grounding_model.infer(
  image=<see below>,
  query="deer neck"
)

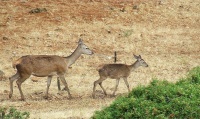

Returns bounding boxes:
[65,46,82,67]
[129,61,140,71]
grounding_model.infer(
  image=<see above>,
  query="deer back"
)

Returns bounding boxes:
[14,55,67,76]
[99,64,131,79]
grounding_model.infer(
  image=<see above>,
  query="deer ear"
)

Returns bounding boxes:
[133,54,138,59]
[78,38,83,45]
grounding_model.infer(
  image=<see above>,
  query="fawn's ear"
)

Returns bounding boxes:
[133,54,139,59]
[78,38,83,45]
[134,54,142,59]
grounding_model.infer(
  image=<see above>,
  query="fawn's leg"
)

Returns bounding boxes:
[112,79,120,96]
[92,77,106,98]
[123,77,130,92]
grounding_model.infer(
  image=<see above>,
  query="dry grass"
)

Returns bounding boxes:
[0,0,200,118]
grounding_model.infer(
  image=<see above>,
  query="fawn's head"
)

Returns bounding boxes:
[134,54,148,67]
[78,39,94,55]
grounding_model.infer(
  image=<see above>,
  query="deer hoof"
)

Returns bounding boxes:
[44,95,48,99]
[9,94,12,99]
[20,98,25,101]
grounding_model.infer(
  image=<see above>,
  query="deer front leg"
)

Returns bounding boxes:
[44,76,52,99]
[59,75,72,99]
[123,77,130,92]
[57,77,61,91]
[112,79,120,96]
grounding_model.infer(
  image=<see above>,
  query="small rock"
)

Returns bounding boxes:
[4,90,9,93]
[29,8,47,14]
[133,5,138,10]
[2,37,9,40]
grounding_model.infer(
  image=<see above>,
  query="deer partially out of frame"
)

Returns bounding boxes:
[9,39,93,101]
[92,54,148,98]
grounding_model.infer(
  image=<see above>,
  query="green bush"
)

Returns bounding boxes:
[0,107,30,119]
[92,66,200,119]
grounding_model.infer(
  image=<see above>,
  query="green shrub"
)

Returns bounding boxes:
[0,107,30,119]
[123,29,133,37]
[92,66,200,119]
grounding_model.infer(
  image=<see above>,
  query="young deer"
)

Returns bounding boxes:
[9,39,93,101]
[92,54,148,98]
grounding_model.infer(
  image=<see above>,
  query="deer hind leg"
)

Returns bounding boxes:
[92,77,106,98]
[123,77,130,92]
[44,76,52,99]
[59,75,72,99]
[16,74,30,101]
[112,79,120,96]
[9,72,20,99]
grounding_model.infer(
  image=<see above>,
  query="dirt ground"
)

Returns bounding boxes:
[0,0,200,118]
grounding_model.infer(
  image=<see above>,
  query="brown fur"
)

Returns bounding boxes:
[9,39,93,101]
[12,58,21,69]
[99,64,131,79]
[92,55,148,98]
[14,55,67,77]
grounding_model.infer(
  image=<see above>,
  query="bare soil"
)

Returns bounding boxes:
[0,0,200,118]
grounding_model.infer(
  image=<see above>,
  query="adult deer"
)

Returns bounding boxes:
[9,39,93,101]
[92,54,148,98]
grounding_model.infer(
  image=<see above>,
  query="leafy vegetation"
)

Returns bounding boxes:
[122,29,134,37]
[92,66,200,119]
[0,107,30,119]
